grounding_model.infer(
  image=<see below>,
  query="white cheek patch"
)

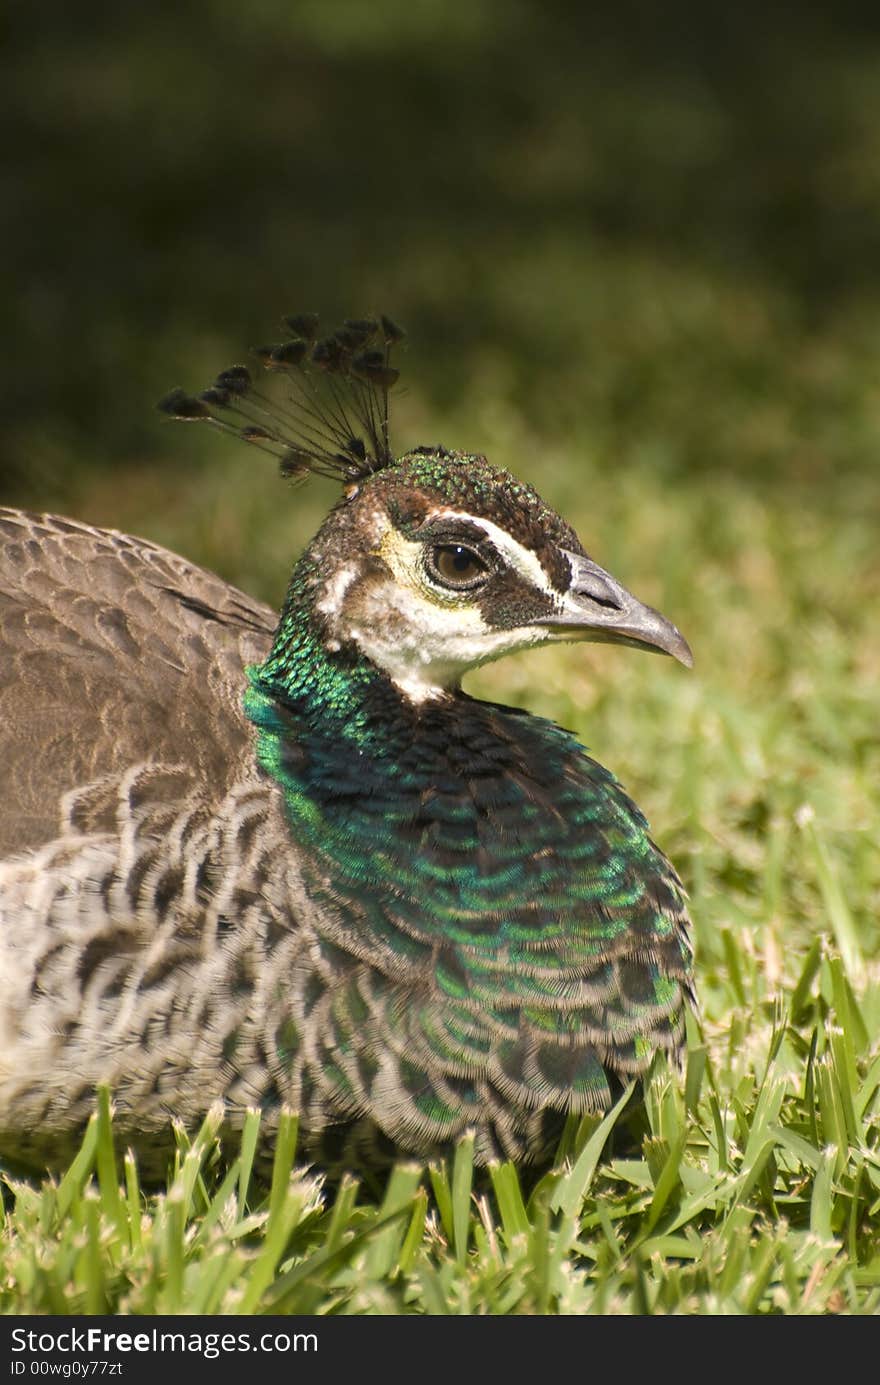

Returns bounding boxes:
[350,579,550,703]
[317,564,358,618]
[332,513,555,703]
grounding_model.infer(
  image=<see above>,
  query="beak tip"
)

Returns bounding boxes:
[673,636,694,669]
[553,551,694,668]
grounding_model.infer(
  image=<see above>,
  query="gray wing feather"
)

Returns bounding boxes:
[0,508,275,854]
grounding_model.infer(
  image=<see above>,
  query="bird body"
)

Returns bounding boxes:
[0,319,693,1174]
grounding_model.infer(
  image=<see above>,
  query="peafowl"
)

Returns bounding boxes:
[0,314,693,1175]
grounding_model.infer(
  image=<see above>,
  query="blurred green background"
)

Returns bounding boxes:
[5,3,879,986]
[7,0,880,522]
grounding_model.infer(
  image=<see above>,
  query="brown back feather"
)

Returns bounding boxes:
[0,509,274,854]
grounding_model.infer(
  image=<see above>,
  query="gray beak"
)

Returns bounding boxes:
[536,550,693,668]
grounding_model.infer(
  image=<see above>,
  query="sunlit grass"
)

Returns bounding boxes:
[3,954,879,1314]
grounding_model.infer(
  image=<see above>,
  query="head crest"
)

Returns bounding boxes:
[158,313,405,483]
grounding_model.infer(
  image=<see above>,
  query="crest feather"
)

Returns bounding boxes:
[158,313,405,483]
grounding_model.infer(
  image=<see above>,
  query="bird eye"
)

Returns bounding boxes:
[426,543,489,591]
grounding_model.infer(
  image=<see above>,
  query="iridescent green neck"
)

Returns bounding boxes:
[250,555,389,745]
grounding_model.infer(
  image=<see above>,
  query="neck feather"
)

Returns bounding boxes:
[254,555,404,740]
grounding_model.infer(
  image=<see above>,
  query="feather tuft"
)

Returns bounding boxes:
[159,312,405,484]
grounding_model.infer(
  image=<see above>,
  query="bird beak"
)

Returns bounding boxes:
[536,550,693,667]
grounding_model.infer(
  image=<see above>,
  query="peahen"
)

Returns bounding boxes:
[0,314,694,1175]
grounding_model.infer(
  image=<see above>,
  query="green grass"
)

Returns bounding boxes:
[2,439,878,1315]
[2,978,878,1313]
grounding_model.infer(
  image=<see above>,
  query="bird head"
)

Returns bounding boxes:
[160,315,691,703]
[303,447,691,702]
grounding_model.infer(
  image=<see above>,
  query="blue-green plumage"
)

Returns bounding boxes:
[234,444,692,1162]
